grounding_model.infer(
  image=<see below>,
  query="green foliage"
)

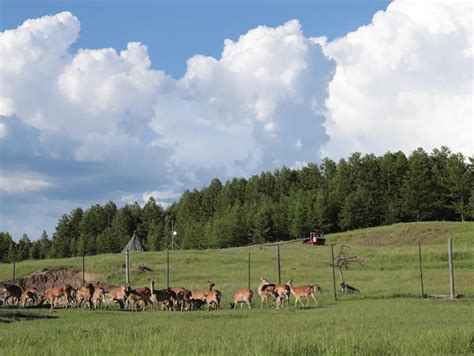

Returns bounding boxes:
[1,147,472,260]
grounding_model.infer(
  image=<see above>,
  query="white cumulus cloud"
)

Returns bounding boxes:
[320,0,473,158]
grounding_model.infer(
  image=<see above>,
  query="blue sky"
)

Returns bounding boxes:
[1,0,391,78]
[0,0,471,240]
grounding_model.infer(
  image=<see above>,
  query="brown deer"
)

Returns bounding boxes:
[40,286,66,310]
[274,281,291,309]
[59,284,76,308]
[76,283,95,309]
[149,280,177,311]
[1,283,22,306]
[204,281,221,311]
[230,288,253,309]
[170,287,192,311]
[92,287,106,309]
[190,286,208,310]
[126,289,148,312]
[258,277,278,309]
[288,279,322,307]
[20,287,38,307]
[104,285,129,309]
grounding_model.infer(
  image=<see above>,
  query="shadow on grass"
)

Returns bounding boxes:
[0,311,58,323]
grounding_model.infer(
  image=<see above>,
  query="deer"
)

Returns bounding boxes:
[126,289,148,312]
[274,281,291,309]
[288,279,322,307]
[58,284,76,308]
[0,283,22,306]
[204,281,221,311]
[230,288,253,309]
[75,283,95,309]
[39,286,67,310]
[169,287,192,311]
[258,277,278,309]
[190,286,208,310]
[149,280,178,311]
[104,285,129,309]
[92,287,106,309]
[20,287,38,307]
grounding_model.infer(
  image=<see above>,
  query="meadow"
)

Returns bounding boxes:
[0,221,473,355]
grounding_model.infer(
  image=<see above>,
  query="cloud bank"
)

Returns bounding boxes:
[0,0,472,239]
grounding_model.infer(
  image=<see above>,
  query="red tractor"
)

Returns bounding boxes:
[303,231,326,246]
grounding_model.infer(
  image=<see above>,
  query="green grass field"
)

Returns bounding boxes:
[1,222,473,355]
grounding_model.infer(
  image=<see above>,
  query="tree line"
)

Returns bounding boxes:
[1,146,472,262]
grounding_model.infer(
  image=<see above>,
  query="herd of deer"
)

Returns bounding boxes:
[0,277,322,312]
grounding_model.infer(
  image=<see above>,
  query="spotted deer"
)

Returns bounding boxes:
[230,288,253,309]
[288,279,322,307]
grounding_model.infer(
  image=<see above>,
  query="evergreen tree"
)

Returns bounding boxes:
[29,241,41,260]
[39,230,51,259]
[401,148,437,221]
[17,233,32,261]
[0,232,14,261]
[51,214,72,258]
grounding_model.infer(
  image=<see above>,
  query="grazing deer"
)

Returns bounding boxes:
[20,287,38,307]
[258,277,278,309]
[104,285,129,309]
[230,288,253,309]
[149,280,177,311]
[170,287,192,311]
[288,279,322,307]
[1,283,22,306]
[75,283,95,309]
[204,281,221,311]
[40,286,66,310]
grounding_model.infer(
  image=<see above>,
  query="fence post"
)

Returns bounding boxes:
[276,245,281,284]
[448,238,455,299]
[82,253,85,286]
[167,249,170,289]
[12,257,16,282]
[248,253,251,290]
[418,242,424,298]
[331,244,337,301]
[125,250,130,286]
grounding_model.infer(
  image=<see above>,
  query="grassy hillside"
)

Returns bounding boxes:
[1,222,473,299]
[1,222,473,355]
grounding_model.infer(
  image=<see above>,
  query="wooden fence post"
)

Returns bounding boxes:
[448,238,455,299]
[248,253,251,291]
[276,245,281,284]
[331,244,337,301]
[82,253,85,286]
[167,249,170,289]
[125,250,130,286]
[12,258,16,282]
[418,242,424,298]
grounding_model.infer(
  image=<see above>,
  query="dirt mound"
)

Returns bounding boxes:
[0,269,109,292]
